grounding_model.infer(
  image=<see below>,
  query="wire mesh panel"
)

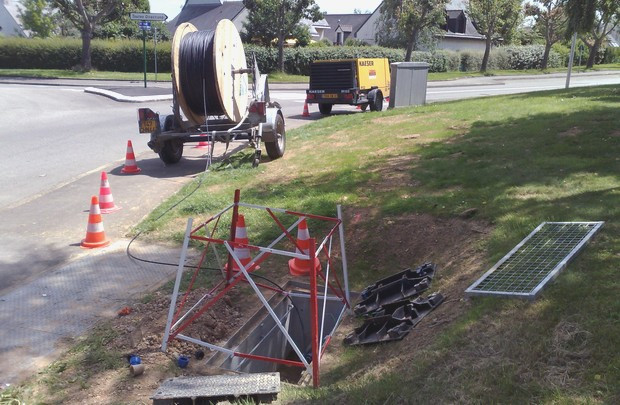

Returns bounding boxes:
[466,222,604,300]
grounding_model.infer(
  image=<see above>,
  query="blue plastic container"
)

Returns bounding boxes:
[177,355,189,368]
[129,355,141,365]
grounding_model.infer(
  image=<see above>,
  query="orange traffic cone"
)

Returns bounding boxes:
[302,101,310,117]
[81,196,110,249]
[288,218,321,277]
[194,133,209,149]
[121,140,141,174]
[98,171,121,214]
[225,215,259,273]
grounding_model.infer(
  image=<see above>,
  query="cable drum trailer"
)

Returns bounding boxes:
[137,20,285,168]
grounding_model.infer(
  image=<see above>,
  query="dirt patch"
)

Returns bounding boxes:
[558,127,582,137]
[368,155,421,193]
[319,209,491,386]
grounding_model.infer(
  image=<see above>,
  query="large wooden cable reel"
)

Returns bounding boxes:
[172,20,249,125]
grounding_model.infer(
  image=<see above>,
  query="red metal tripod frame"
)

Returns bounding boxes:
[167,190,351,386]
[227,189,241,283]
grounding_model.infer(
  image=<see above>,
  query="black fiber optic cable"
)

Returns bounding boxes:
[179,30,224,117]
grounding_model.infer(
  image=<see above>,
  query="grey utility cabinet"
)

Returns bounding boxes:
[388,62,430,108]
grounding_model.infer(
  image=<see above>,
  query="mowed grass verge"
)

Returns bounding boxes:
[137,85,619,403]
[7,85,618,404]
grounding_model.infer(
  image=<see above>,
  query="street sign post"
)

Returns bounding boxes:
[130,12,168,88]
[130,12,168,21]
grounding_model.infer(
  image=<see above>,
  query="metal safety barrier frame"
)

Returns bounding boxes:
[161,189,351,387]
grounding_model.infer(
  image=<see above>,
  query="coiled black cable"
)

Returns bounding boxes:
[179,30,224,117]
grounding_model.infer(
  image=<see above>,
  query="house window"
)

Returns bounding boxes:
[337,31,343,45]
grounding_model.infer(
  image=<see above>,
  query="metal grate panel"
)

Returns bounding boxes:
[466,222,604,300]
[151,372,280,400]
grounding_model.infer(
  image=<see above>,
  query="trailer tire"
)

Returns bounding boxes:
[369,90,383,112]
[159,139,183,164]
[318,103,333,115]
[265,112,286,159]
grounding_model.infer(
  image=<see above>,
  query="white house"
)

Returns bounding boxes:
[324,0,486,51]
[0,0,25,36]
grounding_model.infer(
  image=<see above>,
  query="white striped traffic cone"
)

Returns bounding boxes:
[225,214,259,273]
[121,140,141,174]
[98,171,121,214]
[81,196,110,249]
[288,218,321,277]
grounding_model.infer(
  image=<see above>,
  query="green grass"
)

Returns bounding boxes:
[267,72,309,83]
[137,84,619,403]
[13,323,124,403]
[0,68,171,81]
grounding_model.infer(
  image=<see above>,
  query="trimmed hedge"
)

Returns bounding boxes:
[0,37,171,72]
[460,45,564,71]
[0,37,569,74]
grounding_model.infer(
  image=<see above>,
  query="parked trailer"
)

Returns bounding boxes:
[305,58,390,114]
[137,20,285,168]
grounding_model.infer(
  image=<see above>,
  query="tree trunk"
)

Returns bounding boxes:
[481,36,492,72]
[405,40,414,62]
[541,41,552,69]
[80,27,93,71]
[277,32,285,72]
[586,39,601,69]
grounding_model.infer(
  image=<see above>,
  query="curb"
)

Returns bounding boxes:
[84,87,173,103]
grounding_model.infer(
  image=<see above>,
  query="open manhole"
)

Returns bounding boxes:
[205,280,349,383]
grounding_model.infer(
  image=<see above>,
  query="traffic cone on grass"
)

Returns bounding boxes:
[81,196,110,249]
[288,218,321,277]
[121,140,141,174]
[225,215,259,273]
[98,171,121,213]
[302,101,310,117]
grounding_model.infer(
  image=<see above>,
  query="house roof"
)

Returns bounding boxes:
[323,14,372,41]
[167,1,245,32]
[446,8,483,37]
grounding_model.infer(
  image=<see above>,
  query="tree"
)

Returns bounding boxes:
[525,1,568,68]
[378,0,449,61]
[94,0,151,39]
[467,0,523,72]
[243,0,323,72]
[578,0,620,68]
[565,0,597,33]
[19,0,56,38]
[51,0,145,70]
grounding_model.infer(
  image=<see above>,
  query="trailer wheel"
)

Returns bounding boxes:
[370,90,383,112]
[318,103,333,115]
[265,112,286,159]
[159,139,183,164]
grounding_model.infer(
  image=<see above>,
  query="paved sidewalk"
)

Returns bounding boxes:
[0,239,194,384]
[0,141,250,386]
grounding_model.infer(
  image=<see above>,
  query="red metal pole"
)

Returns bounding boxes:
[226,189,241,284]
[309,238,319,387]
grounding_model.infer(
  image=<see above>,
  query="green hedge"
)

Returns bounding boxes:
[0,37,580,74]
[0,37,171,72]
[460,45,563,71]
